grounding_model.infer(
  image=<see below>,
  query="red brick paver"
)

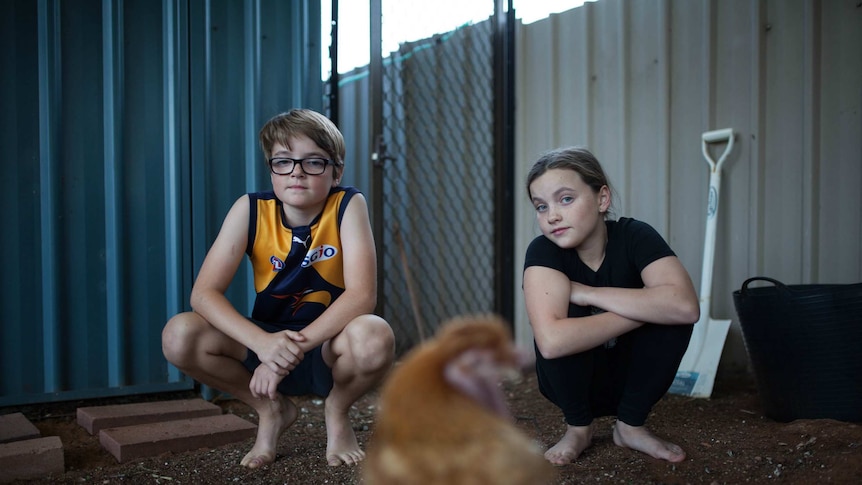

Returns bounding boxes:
[99,413,257,463]
[0,412,41,444]
[77,398,221,434]
[0,398,256,480]
[0,436,64,483]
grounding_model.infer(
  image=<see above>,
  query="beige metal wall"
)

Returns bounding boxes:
[512,0,862,372]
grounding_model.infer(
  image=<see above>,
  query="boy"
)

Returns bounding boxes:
[162,109,395,468]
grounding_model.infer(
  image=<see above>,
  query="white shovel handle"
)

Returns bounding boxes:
[701,128,735,173]
[698,128,735,306]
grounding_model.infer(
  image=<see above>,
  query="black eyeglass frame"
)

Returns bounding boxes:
[267,157,334,176]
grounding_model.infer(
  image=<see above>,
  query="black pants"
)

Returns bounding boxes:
[535,323,692,427]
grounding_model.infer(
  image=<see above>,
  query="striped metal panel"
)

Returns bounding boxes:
[512,0,862,368]
[0,0,323,406]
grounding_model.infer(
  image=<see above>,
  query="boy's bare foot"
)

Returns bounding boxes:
[241,395,298,468]
[324,400,364,466]
[612,420,686,463]
[544,424,594,465]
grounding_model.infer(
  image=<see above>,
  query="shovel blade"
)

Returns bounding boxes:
[669,318,731,398]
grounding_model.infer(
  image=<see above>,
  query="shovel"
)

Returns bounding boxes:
[669,128,735,398]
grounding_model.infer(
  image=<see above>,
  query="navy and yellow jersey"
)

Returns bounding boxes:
[246,186,359,326]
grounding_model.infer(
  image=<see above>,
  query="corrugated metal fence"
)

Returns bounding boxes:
[512,0,862,369]
[0,0,323,406]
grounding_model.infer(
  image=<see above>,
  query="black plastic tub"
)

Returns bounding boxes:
[733,277,862,423]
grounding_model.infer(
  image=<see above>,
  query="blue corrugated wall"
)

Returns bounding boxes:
[0,0,324,406]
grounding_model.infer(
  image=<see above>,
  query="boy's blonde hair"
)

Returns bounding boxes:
[259,109,346,173]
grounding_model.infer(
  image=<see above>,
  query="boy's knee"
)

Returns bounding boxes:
[349,315,394,370]
[161,313,198,364]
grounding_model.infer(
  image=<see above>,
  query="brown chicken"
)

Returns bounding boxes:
[363,314,555,485]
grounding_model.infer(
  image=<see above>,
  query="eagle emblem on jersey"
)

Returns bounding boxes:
[270,288,332,315]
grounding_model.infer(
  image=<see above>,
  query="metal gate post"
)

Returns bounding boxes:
[369,0,385,315]
[493,0,516,324]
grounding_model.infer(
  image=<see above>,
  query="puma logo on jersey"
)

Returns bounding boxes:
[293,234,311,248]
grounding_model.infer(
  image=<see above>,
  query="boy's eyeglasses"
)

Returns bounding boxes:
[268,157,332,176]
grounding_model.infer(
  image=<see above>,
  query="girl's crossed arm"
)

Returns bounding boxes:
[569,256,699,326]
[524,265,641,359]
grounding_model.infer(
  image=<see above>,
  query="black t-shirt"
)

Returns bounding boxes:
[524,217,675,318]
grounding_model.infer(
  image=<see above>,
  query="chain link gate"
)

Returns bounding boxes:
[371,2,504,355]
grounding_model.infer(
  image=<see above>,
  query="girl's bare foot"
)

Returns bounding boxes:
[544,424,594,465]
[324,399,364,466]
[241,395,298,468]
[612,420,686,463]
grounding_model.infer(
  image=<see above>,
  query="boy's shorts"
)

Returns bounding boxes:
[242,319,334,397]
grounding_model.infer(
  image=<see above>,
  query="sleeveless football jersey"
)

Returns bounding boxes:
[246,186,358,326]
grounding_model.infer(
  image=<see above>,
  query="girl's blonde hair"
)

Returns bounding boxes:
[526,146,616,218]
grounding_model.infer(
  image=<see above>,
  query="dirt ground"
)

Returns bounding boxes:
[10,368,862,485]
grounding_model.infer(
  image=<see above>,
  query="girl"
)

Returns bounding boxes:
[522,147,699,464]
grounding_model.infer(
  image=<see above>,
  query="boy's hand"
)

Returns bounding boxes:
[249,364,285,400]
[256,330,307,375]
